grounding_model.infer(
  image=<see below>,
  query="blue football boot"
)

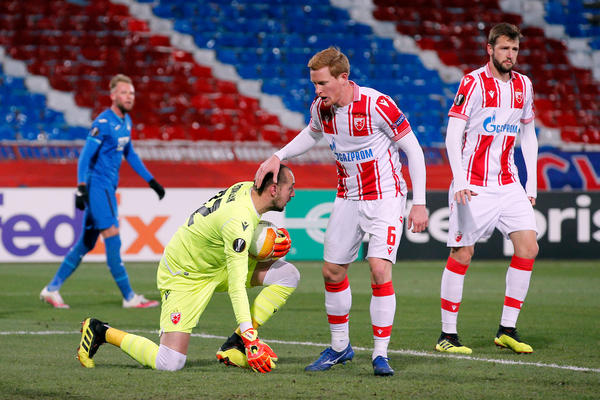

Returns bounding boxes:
[372,356,394,376]
[305,344,354,371]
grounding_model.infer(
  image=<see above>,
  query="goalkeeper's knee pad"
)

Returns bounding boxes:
[263,260,300,288]
[156,344,186,371]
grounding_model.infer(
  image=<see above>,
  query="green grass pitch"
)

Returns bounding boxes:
[0,260,598,399]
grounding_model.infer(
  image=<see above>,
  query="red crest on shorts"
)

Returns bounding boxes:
[170,312,181,325]
[455,232,463,242]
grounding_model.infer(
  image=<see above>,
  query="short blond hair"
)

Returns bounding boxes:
[307,47,350,78]
[109,74,133,92]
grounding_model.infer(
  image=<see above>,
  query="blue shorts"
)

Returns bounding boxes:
[84,183,119,231]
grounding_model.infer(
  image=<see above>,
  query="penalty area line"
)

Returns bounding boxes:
[4,329,599,374]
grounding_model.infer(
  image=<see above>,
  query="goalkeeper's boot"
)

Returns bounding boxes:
[122,293,159,309]
[77,318,109,368]
[372,356,394,376]
[40,286,69,309]
[435,332,472,355]
[494,325,533,354]
[304,344,354,371]
[216,332,249,368]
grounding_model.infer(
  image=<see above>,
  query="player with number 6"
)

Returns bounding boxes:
[255,47,428,376]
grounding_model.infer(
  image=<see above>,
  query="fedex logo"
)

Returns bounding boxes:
[0,193,83,256]
[0,188,193,262]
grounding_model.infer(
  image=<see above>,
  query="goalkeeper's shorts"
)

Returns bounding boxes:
[159,280,220,334]
[158,259,259,334]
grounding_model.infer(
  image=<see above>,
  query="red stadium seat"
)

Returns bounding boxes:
[261,127,288,144]
[213,94,238,110]
[127,18,150,32]
[255,112,280,127]
[162,125,187,140]
[172,50,194,63]
[215,80,238,94]
[191,95,213,110]
[192,65,213,78]
[149,35,171,47]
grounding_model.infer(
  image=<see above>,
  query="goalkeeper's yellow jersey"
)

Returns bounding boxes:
[157,181,260,325]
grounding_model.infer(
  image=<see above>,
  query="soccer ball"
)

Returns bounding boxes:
[249,220,279,261]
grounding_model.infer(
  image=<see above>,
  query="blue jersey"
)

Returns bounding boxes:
[77,108,152,189]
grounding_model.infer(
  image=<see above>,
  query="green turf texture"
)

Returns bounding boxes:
[0,260,598,399]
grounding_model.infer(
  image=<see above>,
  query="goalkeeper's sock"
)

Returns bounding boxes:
[325,276,352,352]
[251,284,296,327]
[106,327,127,347]
[120,332,159,369]
[440,257,469,334]
[47,237,91,291]
[501,256,534,327]
[104,235,135,301]
[370,281,395,359]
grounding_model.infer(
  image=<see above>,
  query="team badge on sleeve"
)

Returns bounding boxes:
[90,127,99,137]
[454,93,465,106]
[233,238,246,252]
[391,114,406,129]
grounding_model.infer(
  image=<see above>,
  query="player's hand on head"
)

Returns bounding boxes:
[148,178,165,200]
[240,328,276,373]
[255,155,281,187]
[75,184,88,210]
[407,204,428,233]
[272,228,292,259]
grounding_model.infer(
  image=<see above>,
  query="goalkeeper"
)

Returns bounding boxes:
[77,166,298,373]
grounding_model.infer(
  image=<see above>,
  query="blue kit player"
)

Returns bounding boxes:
[40,74,165,309]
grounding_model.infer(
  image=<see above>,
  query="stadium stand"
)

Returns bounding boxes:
[0,0,297,144]
[0,0,598,188]
[148,0,453,147]
[370,0,600,145]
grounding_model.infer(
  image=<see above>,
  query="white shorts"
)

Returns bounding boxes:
[324,196,406,265]
[447,182,537,247]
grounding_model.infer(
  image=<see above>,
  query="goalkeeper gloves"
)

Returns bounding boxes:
[272,228,291,259]
[75,184,88,210]
[240,328,276,373]
[148,178,165,200]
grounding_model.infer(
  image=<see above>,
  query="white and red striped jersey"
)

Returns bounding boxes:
[309,82,412,200]
[448,63,535,187]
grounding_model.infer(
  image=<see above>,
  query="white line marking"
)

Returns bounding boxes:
[4,330,598,373]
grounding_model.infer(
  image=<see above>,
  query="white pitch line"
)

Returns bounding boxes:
[4,330,599,373]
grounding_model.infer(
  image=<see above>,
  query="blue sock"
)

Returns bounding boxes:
[47,230,97,291]
[104,235,134,301]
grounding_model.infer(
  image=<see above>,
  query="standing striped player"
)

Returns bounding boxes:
[255,47,428,376]
[436,23,539,355]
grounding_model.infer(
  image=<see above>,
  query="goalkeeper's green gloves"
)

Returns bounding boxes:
[240,328,276,373]
[272,228,291,259]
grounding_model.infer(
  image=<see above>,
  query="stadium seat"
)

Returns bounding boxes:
[371,0,599,144]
